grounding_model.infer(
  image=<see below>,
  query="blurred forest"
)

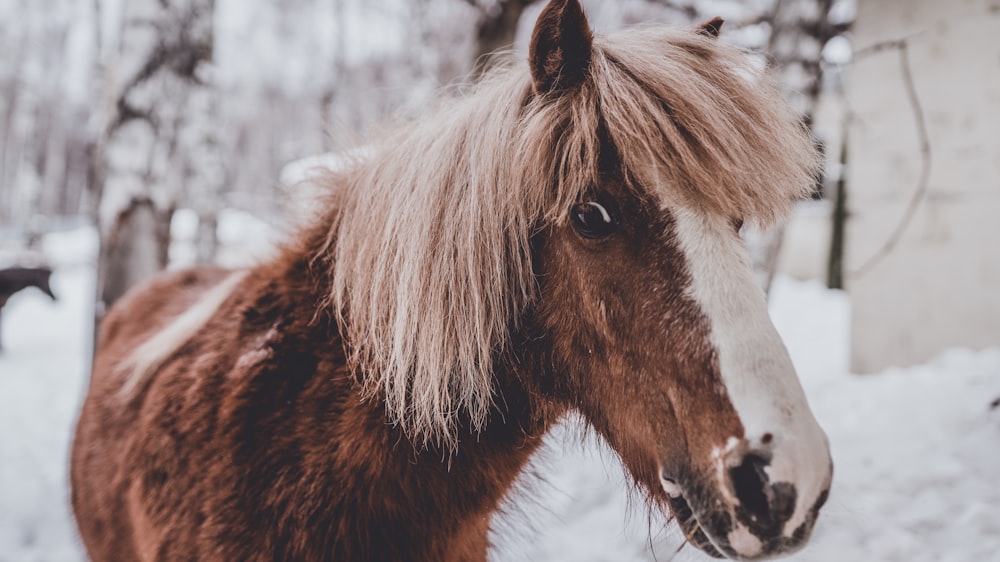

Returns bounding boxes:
[0,0,854,317]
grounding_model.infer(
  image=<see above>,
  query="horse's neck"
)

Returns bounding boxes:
[255,245,555,560]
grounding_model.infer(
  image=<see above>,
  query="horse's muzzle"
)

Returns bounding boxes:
[660,436,832,560]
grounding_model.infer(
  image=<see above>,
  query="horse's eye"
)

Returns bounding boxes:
[571,201,616,239]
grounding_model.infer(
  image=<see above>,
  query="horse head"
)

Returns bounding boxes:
[523,1,832,558]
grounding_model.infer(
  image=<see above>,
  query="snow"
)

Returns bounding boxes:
[214,0,407,93]
[169,208,283,270]
[1,226,999,562]
[0,230,96,562]
[769,280,1000,562]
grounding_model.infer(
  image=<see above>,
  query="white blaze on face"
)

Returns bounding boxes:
[671,207,831,540]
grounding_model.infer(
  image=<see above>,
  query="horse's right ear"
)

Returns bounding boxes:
[697,17,724,38]
[529,0,593,95]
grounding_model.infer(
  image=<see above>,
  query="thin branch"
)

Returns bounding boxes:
[849,40,932,278]
[854,37,907,58]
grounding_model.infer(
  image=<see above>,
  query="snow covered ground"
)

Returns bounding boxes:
[0,228,97,562]
[1,225,998,561]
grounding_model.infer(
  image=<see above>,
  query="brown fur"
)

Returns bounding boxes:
[73,249,554,561]
[72,1,820,560]
[529,0,594,93]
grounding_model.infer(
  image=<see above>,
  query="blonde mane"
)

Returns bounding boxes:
[329,26,818,448]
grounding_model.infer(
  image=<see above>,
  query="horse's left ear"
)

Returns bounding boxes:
[697,16,724,38]
[529,0,594,95]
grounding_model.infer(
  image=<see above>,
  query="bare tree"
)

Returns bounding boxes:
[90,0,219,319]
[463,0,541,80]
[748,0,850,294]
[0,28,26,225]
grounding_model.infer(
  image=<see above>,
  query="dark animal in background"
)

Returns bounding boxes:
[71,1,832,560]
[0,266,56,351]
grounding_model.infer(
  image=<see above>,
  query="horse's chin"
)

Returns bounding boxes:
[666,493,725,559]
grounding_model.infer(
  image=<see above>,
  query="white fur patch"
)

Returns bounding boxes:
[659,473,683,498]
[118,270,247,399]
[728,523,764,557]
[672,207,831,539]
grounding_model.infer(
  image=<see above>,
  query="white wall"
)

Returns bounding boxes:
[846,0,1000,373]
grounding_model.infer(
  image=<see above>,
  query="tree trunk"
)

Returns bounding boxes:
[826,121,848,290]
[745,0,839,296]
[91,0,217,325]
[195,210,218,266]
[470,0,538,82]
[98,198,173,309]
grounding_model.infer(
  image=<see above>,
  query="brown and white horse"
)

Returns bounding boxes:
[71,1,832,560]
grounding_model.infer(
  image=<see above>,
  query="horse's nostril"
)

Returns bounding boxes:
[659,469,683,498]
[729,454,771,522]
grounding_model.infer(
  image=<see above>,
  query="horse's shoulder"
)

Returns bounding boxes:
[98,267,231,351]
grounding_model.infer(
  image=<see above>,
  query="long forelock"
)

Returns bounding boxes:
[329,26,817,449]
[332,67,549,449]
[590,29,820,224]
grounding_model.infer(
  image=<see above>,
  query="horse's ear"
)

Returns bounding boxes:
[529,0,593,95]
[697,16,724,39]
